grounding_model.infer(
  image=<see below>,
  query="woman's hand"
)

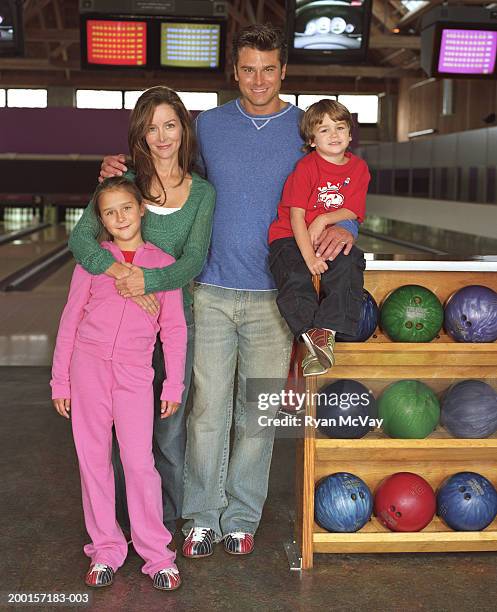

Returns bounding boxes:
[106,261,133,280]
[130,295,160,315]
[53,398,71,419]
[307,216,328,248]
[161,401,180,419]
[115,266,145,297]
[99,154,128,183]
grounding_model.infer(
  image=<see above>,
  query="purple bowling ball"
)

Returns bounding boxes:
[444,285,497,343]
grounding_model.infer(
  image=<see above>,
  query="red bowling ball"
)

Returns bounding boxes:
[374,472,436,532]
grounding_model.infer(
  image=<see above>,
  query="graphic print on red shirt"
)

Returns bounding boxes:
[268,151,370,244]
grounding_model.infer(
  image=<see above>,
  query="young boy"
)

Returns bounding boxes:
[268,99,369,376]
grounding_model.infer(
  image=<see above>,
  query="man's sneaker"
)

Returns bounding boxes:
[84,563,114,588]
[182,527,216,558]
[153,567,182,591]
[302,353,328,377]
[302,328,335,369]
[223,532,254,555]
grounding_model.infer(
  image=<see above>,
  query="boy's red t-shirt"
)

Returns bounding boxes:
[121,251,135,264]
[268,151,370,244]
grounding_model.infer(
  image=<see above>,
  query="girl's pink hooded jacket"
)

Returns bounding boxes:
[50,241,187,403]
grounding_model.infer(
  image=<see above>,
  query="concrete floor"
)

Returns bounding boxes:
[2,366,497,612]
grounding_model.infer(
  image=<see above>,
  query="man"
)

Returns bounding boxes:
[100,24,358,557]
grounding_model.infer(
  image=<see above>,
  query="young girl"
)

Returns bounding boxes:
[51,177,186,591]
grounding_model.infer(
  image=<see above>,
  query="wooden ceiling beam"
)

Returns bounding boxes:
[51,0,71,79]
[264,0,286,20]
[25,28,79,42]
[287,63,419,79]
[0,58,79,71]
[372,0,398,31]
[379,48,408,64]
[256,0,265,23]
[370,33,420,49]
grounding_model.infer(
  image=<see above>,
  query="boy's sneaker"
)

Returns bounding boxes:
[84,563,114,588]
[302,328,335,369]
[153,567,182,591]
[182,527,216,558]
[223,532,254,555]
[302,353,328,377]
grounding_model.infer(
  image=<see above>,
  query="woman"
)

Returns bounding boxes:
[68,86,216,536]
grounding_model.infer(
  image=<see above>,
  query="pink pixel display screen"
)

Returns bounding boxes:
[438,28,497,74]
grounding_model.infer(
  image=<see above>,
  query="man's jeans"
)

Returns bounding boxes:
[182,284,293,539]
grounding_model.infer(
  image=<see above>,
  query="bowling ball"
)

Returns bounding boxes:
[437,472,497,531]
[316,380,377,439]
[441,380,497,438]
[380,285,443,342]
[336,290,379,342]
[374,472,436,532]
[444,285,497,343]
[378,380,440,439]
[315,472,373,533]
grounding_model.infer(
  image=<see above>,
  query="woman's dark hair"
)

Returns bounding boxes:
[232,23,287,67]
[128,86,197,206]
[92,176,143,242]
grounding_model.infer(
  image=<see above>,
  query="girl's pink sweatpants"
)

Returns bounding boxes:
[70,348,176,577]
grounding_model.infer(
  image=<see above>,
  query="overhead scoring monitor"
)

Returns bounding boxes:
[438,28,497,75]
[85,18,147,66]
[160,20,223,70]
[421,6,497,78]
[288,0,372,63]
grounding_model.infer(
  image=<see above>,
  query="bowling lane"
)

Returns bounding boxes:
[0,224,70,282]
[357,233,429,255]
[32,259,75,293]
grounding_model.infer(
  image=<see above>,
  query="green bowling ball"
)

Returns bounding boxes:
[380,285,443,342]
[378,380,440,439]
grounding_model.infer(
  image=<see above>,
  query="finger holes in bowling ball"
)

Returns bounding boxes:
[351,494,357,501]
[390,505,396,512]
[459,486,466,493]
[395,511,402,517]
[464,493,471,500]
[461,315,467,322]
[415,323,424,330]
[465,321,472,327]
[405,322,413,329]
[359,491,365,499]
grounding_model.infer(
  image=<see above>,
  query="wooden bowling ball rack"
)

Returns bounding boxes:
[295,264,497,569]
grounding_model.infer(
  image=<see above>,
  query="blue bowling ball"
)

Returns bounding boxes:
[441,380,497,438]
[315,472,373,532]
[336,289,379,342]
[437,472,497,531]
[444,285,497,342]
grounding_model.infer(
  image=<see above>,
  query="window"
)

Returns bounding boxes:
[338,94,379,124]
[0,89,5,107]
[297,94,337,110]
[7,89,47,108]
[176,92,218,111]
[124,90,145,110]
[401,1,429,12]
[125,90,218,111]
[280,94,297,105]
[76,90,123,109]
